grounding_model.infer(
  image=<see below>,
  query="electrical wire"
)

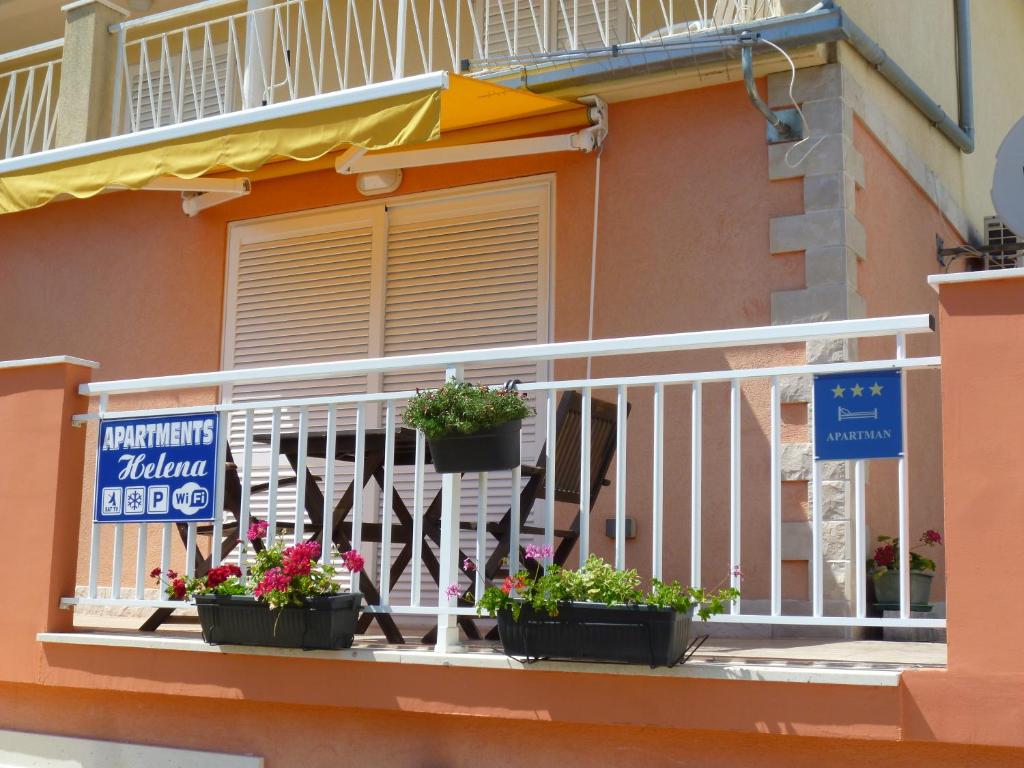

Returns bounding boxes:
[759,36,826,168]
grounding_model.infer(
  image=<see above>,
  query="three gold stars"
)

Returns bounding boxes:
[831,381,885,398]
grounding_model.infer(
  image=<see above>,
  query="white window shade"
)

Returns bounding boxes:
[222,180,552,612]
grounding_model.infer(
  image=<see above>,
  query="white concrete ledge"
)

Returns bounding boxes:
[38,631,908,687]
[0,356,99,370]
[929,267,1024,291]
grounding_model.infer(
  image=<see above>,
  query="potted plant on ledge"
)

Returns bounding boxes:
[153,520,365,650]
[868,528,943,609]
[404,379,534,473]
[476,551,739,668]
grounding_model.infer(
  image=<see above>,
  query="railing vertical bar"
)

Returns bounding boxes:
[509,432,522,573]
[855,458,867,619]
[729,379,741,614]
[770,376,782,616]
[811,393,824,617]
[578,387,592,567]
[294,405,309,543]
[87,394,108,600]
[436,363,464,653]
[185,522,197,579]
[211,412,228,567]
[238,409,254,574]
[352,403,368,593]
[475,472,487,603]
[110,27,127,135]
[266,408,281,546]
[651,382,664,581]
[410,428,425,606]
[111,523,124,599]
[379,400,396,606]
[690,382,702,588]
[322,404,337,566]
[896,334,911,620]
[544,388,556,555]
[134,524,147,599]
[160,522,171,580]
[614,384,628,569]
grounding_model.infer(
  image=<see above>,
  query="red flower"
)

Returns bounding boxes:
[166,570,178,580]
[873,543,895,568]
[171,578,186,600]
[921,529,943,545]
[149,567,162,579]
[341,549,365,574]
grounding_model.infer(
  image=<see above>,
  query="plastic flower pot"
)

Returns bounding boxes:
[496,601,699,668]
[195,593,362,650]
[872,571,933,607]
[426,419,522,473]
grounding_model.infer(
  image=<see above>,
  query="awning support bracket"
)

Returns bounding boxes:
[137,177,252,216]
[336,96,608,175]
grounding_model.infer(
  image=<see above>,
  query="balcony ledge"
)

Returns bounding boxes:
[37,630,944,687]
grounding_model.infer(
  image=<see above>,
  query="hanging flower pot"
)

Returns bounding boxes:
[404,379,533,474]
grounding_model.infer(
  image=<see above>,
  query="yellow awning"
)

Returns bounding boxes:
[0,73,590,215]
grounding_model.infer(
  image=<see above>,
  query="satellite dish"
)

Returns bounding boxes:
[992,115,1024,238]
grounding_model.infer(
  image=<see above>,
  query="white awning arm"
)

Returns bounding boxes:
[336,95,608,175]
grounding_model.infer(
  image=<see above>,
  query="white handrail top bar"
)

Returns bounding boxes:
[0,355,99,371]
[80,314,934,397]
[111,0,242,33]
[0,39,63,68]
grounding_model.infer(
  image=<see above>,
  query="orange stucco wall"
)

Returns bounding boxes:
[0,80,805,600]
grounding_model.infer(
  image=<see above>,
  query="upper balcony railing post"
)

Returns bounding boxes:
[243,0,275,109]
[55,0,128,147]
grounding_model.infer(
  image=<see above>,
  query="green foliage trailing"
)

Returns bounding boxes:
[477,554,740,622]
[403,379,534,439]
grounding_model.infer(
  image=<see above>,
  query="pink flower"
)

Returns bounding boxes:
[445,583,461,600]
[341,549,365,574]
[524,543,554,562]
[254,567,290,598]
[463,557,476,573]
[247,520,269,542]
[731,565,744,581]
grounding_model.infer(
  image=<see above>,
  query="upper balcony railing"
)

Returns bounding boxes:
[0,39,62,159]
[109,0,784,134]
[67,314,943,652]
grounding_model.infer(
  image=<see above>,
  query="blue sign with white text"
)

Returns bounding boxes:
[813,370,903,460]
[93,413,220,523]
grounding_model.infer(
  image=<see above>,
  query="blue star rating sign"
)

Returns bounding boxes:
[813,369,903,460]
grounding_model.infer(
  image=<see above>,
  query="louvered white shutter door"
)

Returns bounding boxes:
[223,207,386,537]
[381,183,551,606]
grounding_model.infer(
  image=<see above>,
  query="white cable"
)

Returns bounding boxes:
[585,147,603,379]
[760,36,826,168]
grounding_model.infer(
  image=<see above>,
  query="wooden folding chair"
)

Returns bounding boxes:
[482,389,629,581]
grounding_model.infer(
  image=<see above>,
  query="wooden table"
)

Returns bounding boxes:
[257,428,483,644]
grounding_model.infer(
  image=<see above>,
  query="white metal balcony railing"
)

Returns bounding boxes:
[111,0,784,134]
[66,314,944,651]
[0,40,62,159]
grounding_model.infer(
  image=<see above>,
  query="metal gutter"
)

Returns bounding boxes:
[484,4,974,154]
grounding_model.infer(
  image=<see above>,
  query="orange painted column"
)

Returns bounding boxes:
[899,272,1024,748]
[0,358,95,683]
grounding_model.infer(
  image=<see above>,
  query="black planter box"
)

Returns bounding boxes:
[497,602,697,668]
[195,593,362,650]
[427,419,522,473]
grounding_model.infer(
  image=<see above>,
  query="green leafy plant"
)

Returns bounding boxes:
[477,554,739,622]
[403,379,533,439]
[868,529,943,577]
